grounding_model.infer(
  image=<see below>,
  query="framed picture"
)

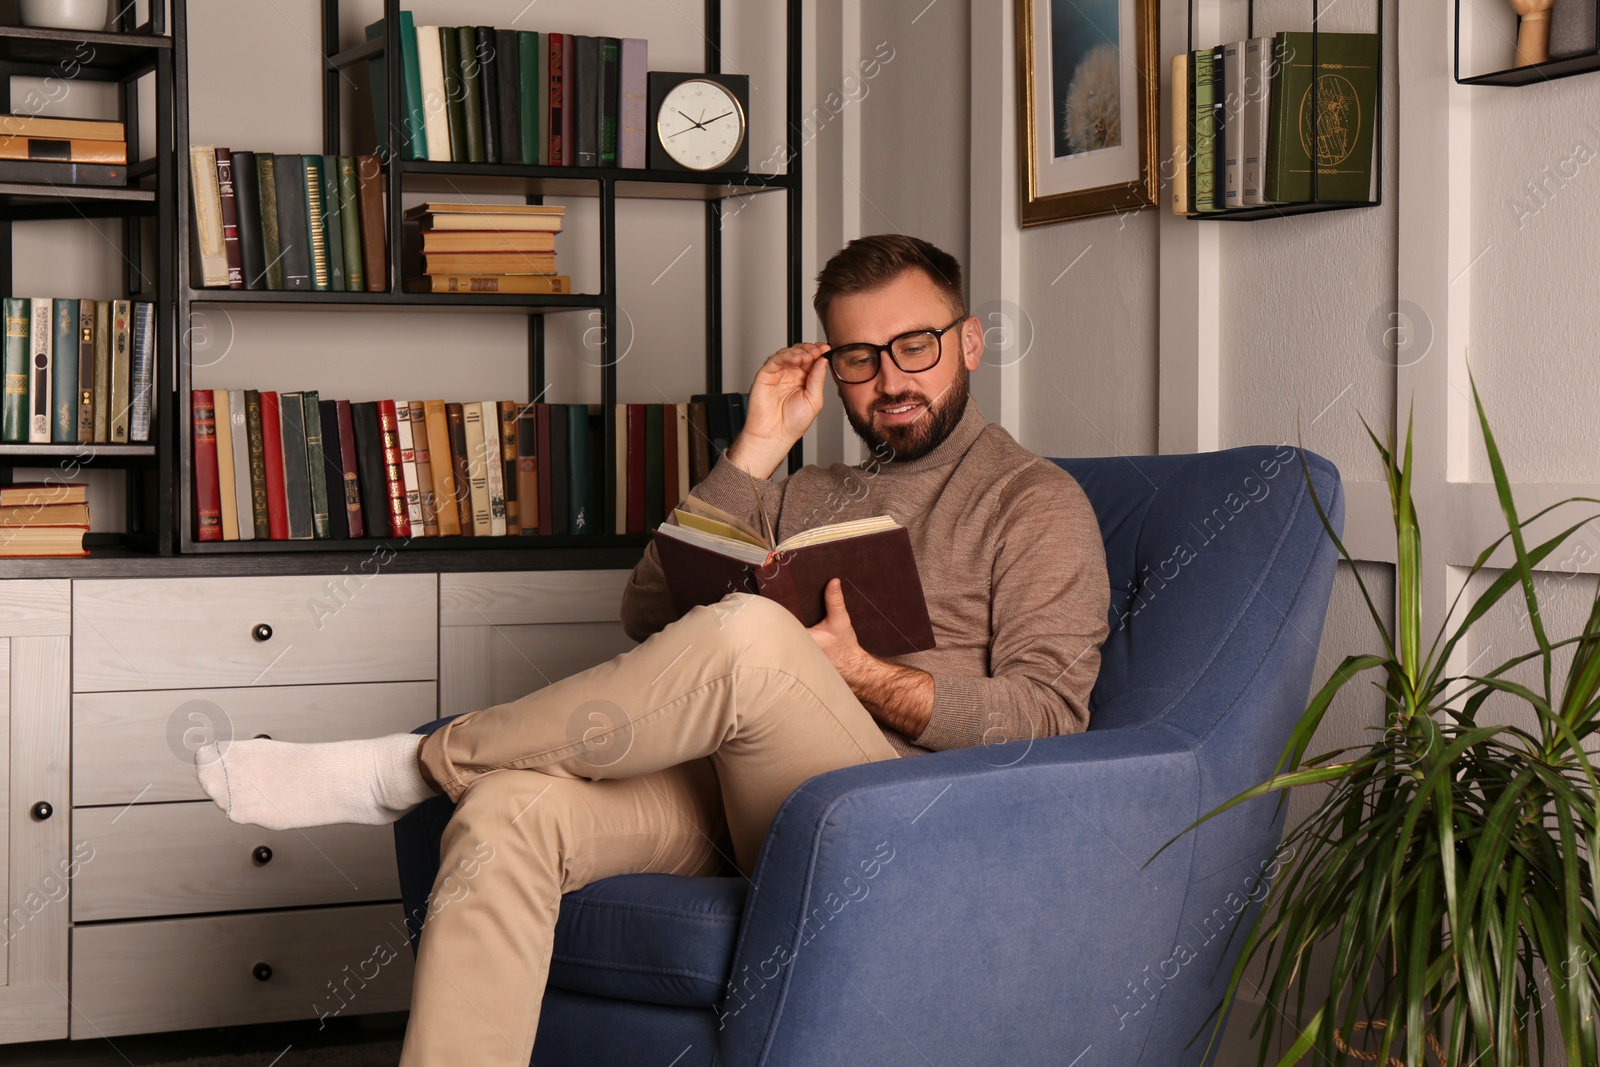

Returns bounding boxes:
[1016,0,1159,226]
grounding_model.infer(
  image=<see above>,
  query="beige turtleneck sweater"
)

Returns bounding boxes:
[619,396,1110,757]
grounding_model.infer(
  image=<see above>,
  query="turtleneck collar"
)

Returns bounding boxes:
[861,395,988,475]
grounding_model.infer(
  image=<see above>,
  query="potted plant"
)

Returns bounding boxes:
[1191,382,1600,1066]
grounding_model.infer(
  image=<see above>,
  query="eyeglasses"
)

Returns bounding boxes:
[827,314,965,384]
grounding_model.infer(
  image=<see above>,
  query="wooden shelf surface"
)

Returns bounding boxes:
[0,24,168,75]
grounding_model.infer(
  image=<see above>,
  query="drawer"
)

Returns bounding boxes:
[71,903,413,1037]
[73,801,400,921]
[72,574,438,692]
[440,569,631,626]
[74,681,436,805]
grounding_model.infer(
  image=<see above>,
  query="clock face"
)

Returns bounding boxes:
[655,79,746,171]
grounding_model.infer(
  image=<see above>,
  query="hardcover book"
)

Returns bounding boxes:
[441,27,469,162]
[256,153,286,290]
[350,400,391,538]
[50,298,76,442]
[108,300,130,443]
[232,150,267,288]
[244,389,272,538]
[28,298,51,443]
[516,406,538,533]
[2,298,27,442]
[192,389,222,541]
[1191,48,1220,213]
[463,400,491,535]
[498,400,520,534]
[319,154,346,292]
[228,389,254,540]
[75,299,94,442]
[91,300,109,442]
[475,26,499,164]
[303,389,331,538]
[423,399,460,536]
[410,400,439,536]
[318,398,349,539]
[496,28,521,165]
[376,399,411,538]
[212,386,239,541]
[415,25,452,161]
[128,302,154,442]
[259,390,290,539]
[1265,32,1380,205]
[189,144,228,286]
[458,26,486,164]
[215,147,244,288]
[335,398,364,538]
[274,157,311,290]
[279,391,315,539]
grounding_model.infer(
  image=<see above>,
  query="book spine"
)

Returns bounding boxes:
[400,11,427,161]
[75,300,93,442]
[229,390,255,540]
[496,28,522,166]
[687,400,710,488]
[356,156,387,292]
[619,39,647,168]
[1171,53,1190,214]
[232,150,266,289]
[1240,39,1265,207]
[301,155,331,292]
[463,401,490,535]
[318,398,348,539]
[259,390,289,539]
[256,154,285,290]
[212,385,238,540]
[189,144,229,286]
[446,402,472,532]
[273,156,310,290]
[350,401,389,538]
[458,26,486,164]
[441,27,468,163]
[547,33,565,166]
[586,405,605,536]
[480,400,506,536]
[410,401,439,536]
[416,25,453,162]
[128,301,154,442]
[0,136,126,163]
[662,401,679,514]
[536,403,552,536]
[674,403,690,505]
[574,36,599,167]
[303,389,331,538]
[625,403,645,534]
[643,402,664,531]
[1211,46,1227,212]
[91,300,109,442]
[474,26,499,164]
[516,407,538,534]
[376,399,411,538]
[498,400,519,534]
[423,399,460,535]
[108,300,130,443]
[1,298,26,443]
[214,148,245,288]
[519,32,540,165]
[28,299,52,443]
[0,159,124,184]
[599,37,619,167]
[192,390,222,542]
[614,404,626,534]
[337,399,364,538]
[404,274,570,295]
[320,153,346,292]
[244,389,271,538]
[548,403,569,534]
[1192,49,1218,213]
[395,399,425,534]
[337,156,364,291]
[279,391,314,539]
[50,298,76,443]
[1223,42,1244,208]
[0,116,125,141]
[567,403,589,534]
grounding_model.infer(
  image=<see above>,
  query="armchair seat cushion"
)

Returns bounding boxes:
[548,872,748,1008]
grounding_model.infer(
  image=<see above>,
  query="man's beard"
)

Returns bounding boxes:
[844,361,970,463]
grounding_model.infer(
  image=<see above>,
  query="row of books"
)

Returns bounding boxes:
[369,13,647,168]
[1172,32,1379,214]
[190,391,749,543]
[1,298,154,445]
[0,114,129,186]
[189,148,388,293]
[400,202,569,295]
[0,482,90,559]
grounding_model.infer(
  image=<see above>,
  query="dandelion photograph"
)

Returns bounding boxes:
[1050,0,1123,158]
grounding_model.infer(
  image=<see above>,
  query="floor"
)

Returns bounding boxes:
[4,1013,408,1067]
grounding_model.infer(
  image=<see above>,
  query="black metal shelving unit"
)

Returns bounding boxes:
[0,6,175,554]
[172,0,803,560]
[1455,0,1600,85]
[1184,0,1383,221]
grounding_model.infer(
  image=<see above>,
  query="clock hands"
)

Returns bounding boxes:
[673,108,736,133]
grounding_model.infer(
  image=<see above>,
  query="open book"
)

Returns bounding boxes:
[652,494,936,657]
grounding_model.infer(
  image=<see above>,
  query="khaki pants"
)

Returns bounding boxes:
[400,593,902,1067]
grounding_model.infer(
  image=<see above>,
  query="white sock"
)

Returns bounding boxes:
[195,734,435,830]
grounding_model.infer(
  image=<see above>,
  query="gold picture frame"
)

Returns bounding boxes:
[1016,0,1160,227]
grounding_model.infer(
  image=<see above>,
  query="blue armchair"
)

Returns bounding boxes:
[394,444,1342,1066]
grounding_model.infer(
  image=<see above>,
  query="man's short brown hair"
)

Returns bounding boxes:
[812,235,965,330]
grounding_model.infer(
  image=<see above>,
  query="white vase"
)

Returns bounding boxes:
[19,0,110,32]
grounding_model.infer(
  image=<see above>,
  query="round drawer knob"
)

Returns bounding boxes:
[252,962,273,982]
[30,801,53,821]
[252,846,273,866]
[251,623,273,642]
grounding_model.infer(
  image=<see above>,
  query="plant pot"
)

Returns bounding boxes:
[19,0,109,32]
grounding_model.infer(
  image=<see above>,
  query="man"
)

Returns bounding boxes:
[194,234,1109,1066]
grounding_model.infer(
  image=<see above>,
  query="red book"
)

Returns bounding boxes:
[548,34,567,165]
[191,390,222,541]
[662,403,679,513]
[258,390,289,540]
[535,402,553,536]
[626,403,646,535]
[336,398,364,538]
[376,399,411,538]
[214,148,244,289]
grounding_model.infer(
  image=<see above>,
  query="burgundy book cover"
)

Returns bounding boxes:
[662,402,679,513]
[516,408,538,534]
[446,402,472,532]
[376,399,411,538]
[651,525,936,657]
[547,34,566,166]
[258,390,289,540]
[192,389,222,541]
[336,398,364,538]
[625,403,646,535]
[535,402,553,536]
[213,148,245,289]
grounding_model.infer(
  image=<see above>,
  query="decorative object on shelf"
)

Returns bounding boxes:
[1183,389,1600,1067]
[18,0,108,32]
[646,72,749,172]
[1550,0,1598,57]
[1511,0,1558,66]
[1014,0,1158,226]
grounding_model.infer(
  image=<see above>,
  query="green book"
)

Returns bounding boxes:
[567,402,590,534]
[400,12,426,159]
[51,298,77,442]
[457,26,486,163]
[256,153,284,290]
[643,402,664,532]
[337,156,364,291]
[599,37,619,166]
[303,389,332,539]
[1,298,26,442]
[1191,48,1219,213]
[1265,32,1380,204]
[300,155,331,292]
[320,154,346,291]
[519,31,543,165]
[441,27,468,162]
[364,19,391,156]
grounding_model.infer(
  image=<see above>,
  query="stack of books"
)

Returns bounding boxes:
[401,202,567,294]
[1171,31,1379,214]
[365,14,647,168]
[1,298,155,445]
[0,482,89,558]
[0,114,128,186]
[188,147,388,292]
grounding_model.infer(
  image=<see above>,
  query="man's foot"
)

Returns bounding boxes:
[195,734,435,830]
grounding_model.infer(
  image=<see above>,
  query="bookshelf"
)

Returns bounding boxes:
[1454,0,1600,86]
[171,0,805,560]
[1182,0,1385,222]
[0,6,175,554]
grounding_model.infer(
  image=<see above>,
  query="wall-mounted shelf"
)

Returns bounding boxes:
[1455,0,1600,85]
[1183,0,1384,222]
